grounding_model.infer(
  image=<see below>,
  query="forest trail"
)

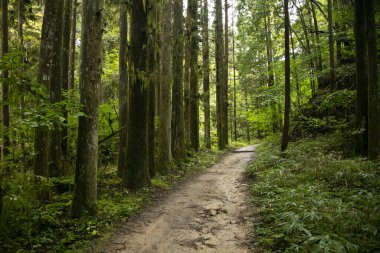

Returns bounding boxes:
[104,146,255,253]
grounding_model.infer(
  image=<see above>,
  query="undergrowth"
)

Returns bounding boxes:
[0,148,224,252]
[248,135,380,252]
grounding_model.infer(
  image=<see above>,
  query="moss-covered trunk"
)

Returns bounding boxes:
[202,0,211,149]
[72,0,104,217]
[118,1,128,178]
[123,0,151,189]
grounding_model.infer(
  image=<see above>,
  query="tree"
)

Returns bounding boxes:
[61,0,72,165]
[281,0,291,152]
[202,0,211,149]
[49,0,64,177]
[215,0,226,150]
[147,0,158,178]
[118,0,128,178]
[172,0,186,157]
[34,0,58,177]
[366,0,379,161]
[189,0,199,151]
[123,0,151,189]
[68,0,77,90]
[2,0,10,158]
[328,0,336,91]
[223,0,229,144]
[158,0,173,172]
[354,0,368,155]
[72,0,104,217]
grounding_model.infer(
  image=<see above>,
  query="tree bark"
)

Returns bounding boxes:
[118,0,128,178]
[189,0,199,151]
[172,0,186,156]
[223,0,229,145]
[202,0,211,149]
[354,0,368,155]
[215,0,225,150]
[328,0,336,92]
[34,0,57,177]
[184,15,191,148]
[68,0,77,90]
[232,10,237,142]
[366,0,380,161]
[2,0,9,158]
[158,0,173,172]
[123,0,151,189]
[147,0,158,178]
[72,0,104,217]
[281,0,291,152]
[61,0,72,172]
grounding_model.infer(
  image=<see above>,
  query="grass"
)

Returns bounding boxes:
[0,147,226,252]
[247,134,380,252]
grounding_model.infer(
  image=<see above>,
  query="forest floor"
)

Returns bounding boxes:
[101,146,256,253]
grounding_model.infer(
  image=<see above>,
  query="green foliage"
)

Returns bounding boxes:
[0,148,225,252]
[247,135,380,252]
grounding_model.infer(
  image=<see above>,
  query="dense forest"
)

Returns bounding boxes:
[0,0,379,252]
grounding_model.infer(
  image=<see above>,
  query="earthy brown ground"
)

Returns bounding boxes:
[103,146,255,253]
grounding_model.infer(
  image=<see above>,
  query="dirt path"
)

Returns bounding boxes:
[104,146,255,253]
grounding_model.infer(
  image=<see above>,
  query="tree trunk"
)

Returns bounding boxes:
[215,0,225,150]
[328,0,336,92]
[147,0,158,178]
[118,1,128,178]
[68,0,77,90]
[158,0,173,172]
[354,0,368,155]
[172,0,186,156]
[184,15,191,148]
[48,0,64,177]
[123,0,151,189]
[281,0,291,152]
[2,0,10,158]
[202,0,211,149]
[34,0,57,177]
[189,0,199,152]
[366,0,380,161]
[61,0,72,172]
[223,0,229,145]
[72,0,104,217]
[232,12,237,142]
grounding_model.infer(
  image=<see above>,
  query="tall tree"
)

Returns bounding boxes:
[328,0,336,91]
[189,0,199,151]
[68,0,77,90]
[354,0,368,155]
[72,0,104,217]
[184,13,191,147]
[223,0,229,144]
[281,0,291,152]
[123,0,151,189]
[147,0,158,178]
[49,0,64,177]
[366,0,379,161]
[158,0,173,172]
[61,0,72,165]
[202,0,211,149]
[232,9,237,141]
[172,0,186,157]
[215,0,225,150]
[2,0,10,158]
[34,0,57,177]
[118,0,128,177]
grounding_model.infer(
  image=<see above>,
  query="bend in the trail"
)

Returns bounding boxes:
[104,146,256,253]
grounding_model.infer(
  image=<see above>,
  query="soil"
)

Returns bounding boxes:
[103,146,256,253]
